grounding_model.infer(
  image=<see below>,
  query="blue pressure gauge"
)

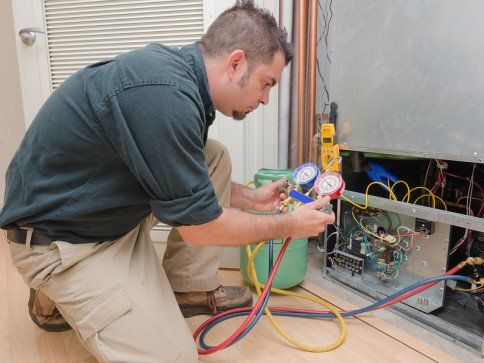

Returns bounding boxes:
[292,162,320,190]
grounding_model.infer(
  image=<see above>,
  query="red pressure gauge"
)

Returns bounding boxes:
[314,172,345,199]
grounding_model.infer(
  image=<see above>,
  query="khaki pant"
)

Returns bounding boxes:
[8,139,232,363]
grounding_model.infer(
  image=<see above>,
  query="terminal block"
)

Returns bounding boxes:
[332,250,364,276]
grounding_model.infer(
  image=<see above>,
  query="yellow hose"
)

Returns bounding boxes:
[242,179,346,352]
[245,243,346,352]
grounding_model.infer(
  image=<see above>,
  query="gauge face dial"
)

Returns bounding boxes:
[314,172,344,197]
[293,163,319,186]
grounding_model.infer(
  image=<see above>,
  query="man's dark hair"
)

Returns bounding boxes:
[199,0,293,71]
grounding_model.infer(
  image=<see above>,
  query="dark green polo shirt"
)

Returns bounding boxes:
[0,43,222,243]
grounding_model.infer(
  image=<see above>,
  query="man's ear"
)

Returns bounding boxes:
[226,49,246,81]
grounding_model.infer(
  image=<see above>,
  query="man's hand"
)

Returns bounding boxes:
[288,196,335,238]
[250,177,288,212]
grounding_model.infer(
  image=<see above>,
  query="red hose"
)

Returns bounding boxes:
[194,263,464,352]
[195,237,292,355]
[374,264,462,310]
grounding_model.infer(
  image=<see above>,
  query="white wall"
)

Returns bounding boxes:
[0,0,26,208]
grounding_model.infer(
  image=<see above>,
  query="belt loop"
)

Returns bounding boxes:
[26,228,34,249]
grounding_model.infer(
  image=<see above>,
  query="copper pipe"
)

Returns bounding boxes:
[297,0,308,164]
[289,2,298,168]
[278,0,282,26]
[308,0,318,164]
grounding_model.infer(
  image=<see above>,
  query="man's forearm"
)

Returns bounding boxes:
[177,208,294,246]
[230,182,255,210]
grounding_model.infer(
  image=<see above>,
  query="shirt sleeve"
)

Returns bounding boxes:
[95,84,222,227]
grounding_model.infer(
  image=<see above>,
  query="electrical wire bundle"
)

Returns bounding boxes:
[347,208,419,281]
[366,244,405,281]
[340,180,447,212]
[424,160,483,256]
[337,162,481,259]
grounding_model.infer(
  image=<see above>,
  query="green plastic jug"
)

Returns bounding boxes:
[240,168,308,289]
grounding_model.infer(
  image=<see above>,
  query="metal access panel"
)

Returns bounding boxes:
[329,1,484,164]
[327,201,451,313]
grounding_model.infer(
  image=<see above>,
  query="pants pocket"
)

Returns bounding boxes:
[74,284,184,362]
[75,283,132,341]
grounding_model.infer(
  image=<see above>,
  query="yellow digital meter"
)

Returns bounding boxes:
[320,123,341,172]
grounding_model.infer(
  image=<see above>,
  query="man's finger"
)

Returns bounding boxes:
[318,195,331,205]
[306,195,331,210]
[275,177,288,193]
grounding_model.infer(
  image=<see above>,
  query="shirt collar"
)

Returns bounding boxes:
[180,43,216,124]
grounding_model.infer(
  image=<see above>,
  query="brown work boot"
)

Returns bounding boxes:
[175,285,253,318]
[28,288,71,332]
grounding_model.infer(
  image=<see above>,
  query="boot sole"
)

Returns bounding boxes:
[179,296,253,318]
[28,288,72,332]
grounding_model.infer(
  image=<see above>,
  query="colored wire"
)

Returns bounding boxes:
[389,180,411,202]
[454,284,484,292]
[341,179,448,212]
[413,193,448,210]
[395,226,419,244]
[403,187,437,208]
[351,210,382,240]
[340,181,399,210]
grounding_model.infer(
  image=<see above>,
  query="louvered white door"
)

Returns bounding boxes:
[45,0,204,89]
[12,0,204,126]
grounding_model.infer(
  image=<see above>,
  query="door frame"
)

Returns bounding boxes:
[12,0,51,128]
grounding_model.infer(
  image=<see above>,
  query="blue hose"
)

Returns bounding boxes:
[198,274,470,348]
[200,241,275,349]
[231,241,274,345]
